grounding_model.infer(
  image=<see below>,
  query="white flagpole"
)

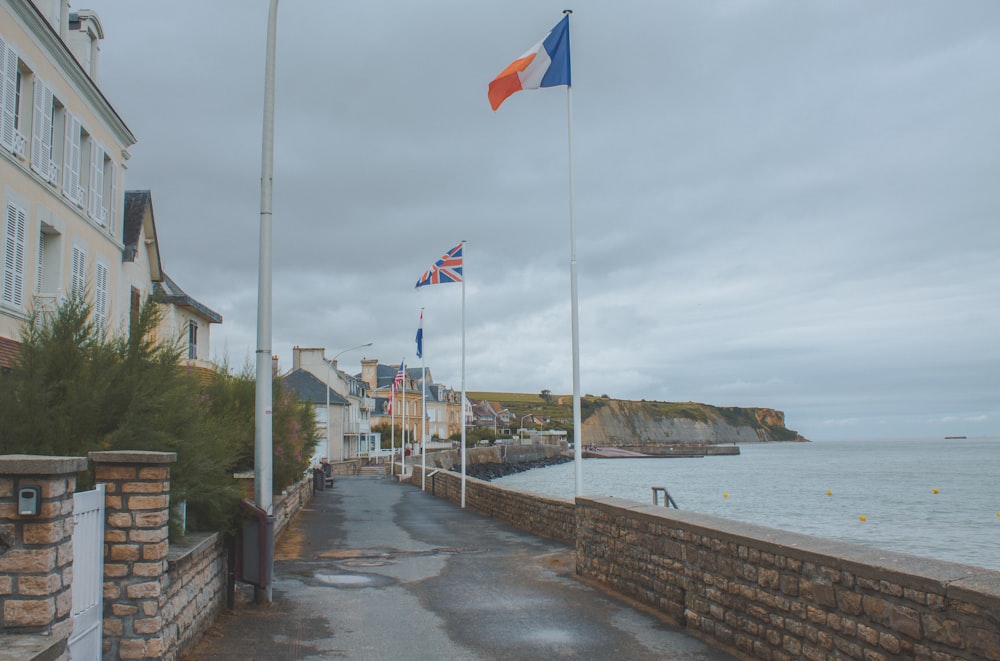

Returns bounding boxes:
[390,383,395,476]
[421,309,427,490]
[460,241,467,508]
[399,360,406,479]
[564,11,583,498]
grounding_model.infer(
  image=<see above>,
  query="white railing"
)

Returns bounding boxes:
[12,131,27,160]
[33,292,61,324]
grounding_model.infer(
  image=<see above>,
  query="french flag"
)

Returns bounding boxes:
[488,15,571,111]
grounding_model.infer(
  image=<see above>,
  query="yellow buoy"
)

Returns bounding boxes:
[932,488,939,494]
[827,489,832,496]
[723,493,729,499]
[859,515,867,522]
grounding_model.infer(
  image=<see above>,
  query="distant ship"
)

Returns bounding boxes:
[944,435,967,440]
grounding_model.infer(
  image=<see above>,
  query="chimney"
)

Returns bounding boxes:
[67,9,104,80]
[34,0,69,36]
[361,359,378,390]
[292,346,302,371]
[271,354,280,375]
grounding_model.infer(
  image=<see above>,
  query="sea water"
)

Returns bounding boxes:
[493,437,1000,571]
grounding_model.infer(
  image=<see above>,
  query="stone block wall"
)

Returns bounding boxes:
[1,454,316,661]
[409,464,575,545]
[273,475,313,537]
[576,496,1000,661]
[329,458,362,475]
[160,533,225,660]
[0,455,86,661]
[91,451,176,660]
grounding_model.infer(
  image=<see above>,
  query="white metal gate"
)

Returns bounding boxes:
[69,484,105,660]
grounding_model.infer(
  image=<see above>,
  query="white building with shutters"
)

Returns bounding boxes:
[0,1,221,369]
[1,0,133,346]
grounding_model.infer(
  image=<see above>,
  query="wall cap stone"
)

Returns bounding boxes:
[0,455,87,476]
[88,451,177,465]
[0,635,66,661]
[578,495,1000,593]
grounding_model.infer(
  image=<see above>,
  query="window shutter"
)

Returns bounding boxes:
[31,78,52,181]
[89,143,104,221]
[94,262,108,338]
[1,41,18,153]
[71,245,86,298]
[63,113,81,201]
[3,202,26,307]
[36,230,44,294]
[107,161,118,235]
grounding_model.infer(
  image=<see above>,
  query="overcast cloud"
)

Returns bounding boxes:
[84,0,999,440]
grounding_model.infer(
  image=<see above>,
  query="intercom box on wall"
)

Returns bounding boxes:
[18,486,40,516]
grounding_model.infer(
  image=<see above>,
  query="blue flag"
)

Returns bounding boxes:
[415,310,423,358]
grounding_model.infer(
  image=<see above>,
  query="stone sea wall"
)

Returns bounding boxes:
[410,464,575,545]
[406,465,1000,660]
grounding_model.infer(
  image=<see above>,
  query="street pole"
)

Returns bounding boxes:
[253,0,278,604]
[327,342,374,460]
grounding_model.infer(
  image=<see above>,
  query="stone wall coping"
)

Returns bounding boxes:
[166,531,221,567]
[0,454,87,475]
[581,495,1000,601]
[88,450,177,464]
[0,635,66,661]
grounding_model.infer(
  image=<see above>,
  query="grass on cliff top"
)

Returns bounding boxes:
[467,392,716,425]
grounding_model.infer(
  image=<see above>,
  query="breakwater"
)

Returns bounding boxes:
[459,454,572,480]
[408,464,1000,660]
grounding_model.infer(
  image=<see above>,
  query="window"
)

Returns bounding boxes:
[187,320,198,359]
[35,227,61,295]
[1,37,26,159]
[3,200,26,308]
[129,286,140,335]
[94,261,108,338]
[70,245,86,298]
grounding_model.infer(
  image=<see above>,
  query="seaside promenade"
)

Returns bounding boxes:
[181,475,738,660]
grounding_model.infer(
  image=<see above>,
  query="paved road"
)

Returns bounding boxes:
[182,476,738,661]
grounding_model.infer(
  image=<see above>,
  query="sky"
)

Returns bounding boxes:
[81,0,998,441]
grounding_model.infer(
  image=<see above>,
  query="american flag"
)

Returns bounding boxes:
[387,361,405,415]
[415,243,463,288]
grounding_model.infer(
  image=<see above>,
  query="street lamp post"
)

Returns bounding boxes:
[520,414,532,442]
[326,342,374,462]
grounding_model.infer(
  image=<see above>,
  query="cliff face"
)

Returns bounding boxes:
[580,400,807,445]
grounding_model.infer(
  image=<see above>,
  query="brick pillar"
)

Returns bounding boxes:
[0,454,87,649]
[90,451,176,661]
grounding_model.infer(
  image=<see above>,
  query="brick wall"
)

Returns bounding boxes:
[409,464,575,545]
[576,496,1000,661]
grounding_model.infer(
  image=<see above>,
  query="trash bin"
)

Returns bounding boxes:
[313,467,325,491]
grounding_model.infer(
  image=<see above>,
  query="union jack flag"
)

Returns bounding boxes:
[415,243,463,288]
